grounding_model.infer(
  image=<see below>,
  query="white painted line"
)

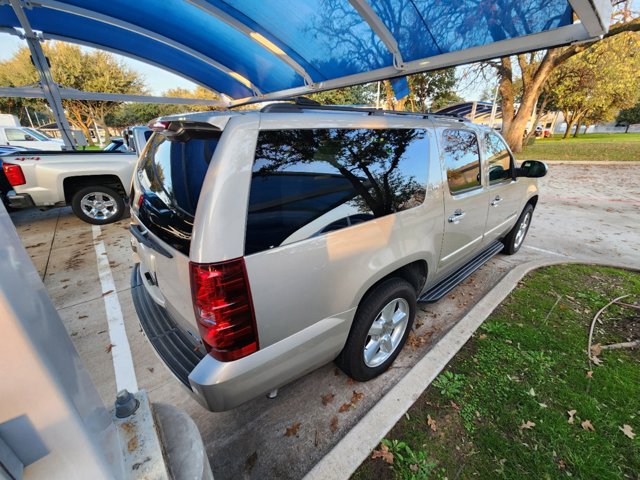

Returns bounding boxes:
[92,225,138,393]
[524,245,573,258]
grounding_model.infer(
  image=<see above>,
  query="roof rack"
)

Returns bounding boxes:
[260,98,466,122]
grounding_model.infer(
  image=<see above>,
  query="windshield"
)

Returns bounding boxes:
[23,128,53,140]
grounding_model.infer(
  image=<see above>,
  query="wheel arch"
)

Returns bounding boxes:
[63,175,127,204]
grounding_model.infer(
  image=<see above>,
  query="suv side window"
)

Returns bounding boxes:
[484,132,514,185]
[246,128,429,255]
[442,129,481,195]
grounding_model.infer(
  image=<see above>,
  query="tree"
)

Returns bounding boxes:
[162,86,222,112]
[481,2,639,152]
[545,32,640,138]
[617,102,640,132]
[0,42,145,144]
[309,84,376,105]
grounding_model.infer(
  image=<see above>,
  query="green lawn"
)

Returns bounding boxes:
[520,133,640,161]
[354,264,640,480]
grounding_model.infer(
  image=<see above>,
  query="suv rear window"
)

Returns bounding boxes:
[246,128,429,255]
[136,131,220,254]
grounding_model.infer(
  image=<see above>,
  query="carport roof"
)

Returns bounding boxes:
[0,0,611,106]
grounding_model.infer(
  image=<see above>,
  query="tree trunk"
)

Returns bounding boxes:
[625,124,630,133]
[98,115,111,144]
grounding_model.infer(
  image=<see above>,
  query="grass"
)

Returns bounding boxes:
[353,264,640,480]
[519,133,640,161]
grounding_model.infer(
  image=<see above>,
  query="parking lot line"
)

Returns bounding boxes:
[92,225,138,393]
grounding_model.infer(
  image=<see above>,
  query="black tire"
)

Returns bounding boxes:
[71,185,125,225]
[336,277,417,381]
[502,203,534,255]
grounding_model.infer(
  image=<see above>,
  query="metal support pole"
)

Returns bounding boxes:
[489,83,499,129]
[8,0,76,150]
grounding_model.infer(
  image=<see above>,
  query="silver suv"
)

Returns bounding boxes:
[129,103,546,411]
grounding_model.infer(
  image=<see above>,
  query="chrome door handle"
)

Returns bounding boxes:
[491,195,503,206]
[448,209,466,224]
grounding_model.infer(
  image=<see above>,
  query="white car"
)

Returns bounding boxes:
[0,126,66,150]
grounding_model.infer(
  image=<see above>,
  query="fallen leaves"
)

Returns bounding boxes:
[619,424,635,439]
[450,401,460,412]
[371,443,394,464]
[427,415,437,432]
[478,333,487,340]
[581,419,595,432]
[567,410,577,424]
[284,422,301,437]
[329,416,338,433]
[321,393,335,406]
[338,391,364,413]
[590,343,602,357]
[105,343,114,353]
[519,420,536,431]
[586,370,593,378]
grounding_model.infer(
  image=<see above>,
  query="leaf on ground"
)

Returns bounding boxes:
[527,388,536,397]
[591,356,603,365]
[478,333,487,340]
[450,401,460,412]
[284,422,301,437]
[619,424,635,439]
[427,414,437,432]
[558,459,566,470]
[351,391,364,404]
[101,290,114,297]
[590,343,602,357]
[329,416,338,433]
[105,343,114,353]
[346,377,355,385]
[581,419,595,432]
[147,367,154,373]
[371,443,394,464]
[586,370,593,378]
[519,420,536,430]
[321,393,335,406]
[567,410,577,424]
[409,464,419,472]
[338,403,352,413]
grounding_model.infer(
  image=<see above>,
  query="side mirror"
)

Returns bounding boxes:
[517,160,547,178]
[24,135,36,141]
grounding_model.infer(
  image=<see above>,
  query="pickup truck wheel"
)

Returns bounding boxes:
[502,204,534,255]
[336,278,416,382]
[71,186,125,225]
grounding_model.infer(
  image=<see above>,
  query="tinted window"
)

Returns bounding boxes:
[136,131,220,255]
[443,129,481,195]
[485,133,513,185]
[246,129,429,255]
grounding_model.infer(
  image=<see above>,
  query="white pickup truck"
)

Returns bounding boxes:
[1,126,151,224]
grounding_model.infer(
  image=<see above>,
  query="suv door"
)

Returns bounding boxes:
[482,132,521,244]
[437,129,490,272]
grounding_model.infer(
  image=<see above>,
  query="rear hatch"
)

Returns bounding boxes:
[131,124,221,341]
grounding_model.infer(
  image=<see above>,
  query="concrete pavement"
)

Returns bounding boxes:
[10,161,640,479]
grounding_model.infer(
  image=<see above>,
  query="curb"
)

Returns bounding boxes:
[303,258,635,480]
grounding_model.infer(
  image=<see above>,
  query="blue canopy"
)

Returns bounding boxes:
[0,0,611,105]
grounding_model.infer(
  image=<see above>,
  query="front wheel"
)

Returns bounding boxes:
[336,278,416,381]
[71,185,125,225]
[502,204,534,255]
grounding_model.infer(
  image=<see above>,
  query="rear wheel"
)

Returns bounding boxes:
[71,185,125,225]
[502,204,534,255]
[336,278,416,381]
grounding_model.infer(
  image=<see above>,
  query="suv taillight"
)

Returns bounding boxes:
[2,164,26,186]
[189,258,259,362]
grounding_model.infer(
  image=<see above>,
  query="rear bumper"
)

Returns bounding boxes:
[131,264,354,412]
[6,191,35,208]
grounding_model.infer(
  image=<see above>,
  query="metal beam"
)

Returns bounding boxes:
[30,0,263,96]
[8,0,75,149]
[183,0,315,87]
[230,22,597,107]
[0,86,226,106]
[348,0,405,70]
[568,0,612,37]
